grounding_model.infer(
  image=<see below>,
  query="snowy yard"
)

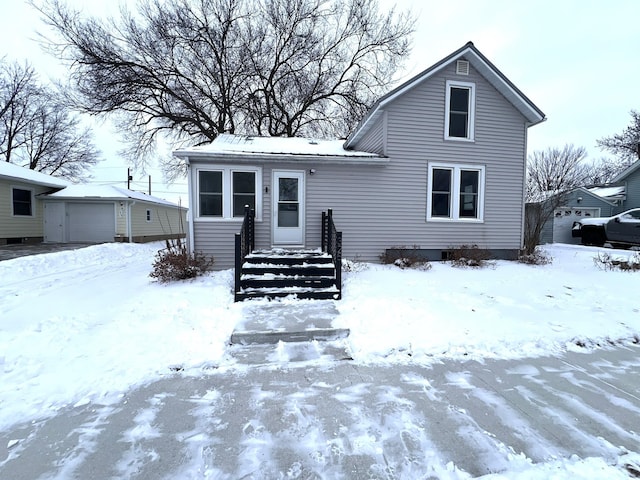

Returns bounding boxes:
[1,242,640,478]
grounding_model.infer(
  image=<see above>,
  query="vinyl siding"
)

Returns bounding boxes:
[0,178,48,239]
[192,60,533,268]
[130,202,186,238]
[617,168,640,213]
[353,114,386,154]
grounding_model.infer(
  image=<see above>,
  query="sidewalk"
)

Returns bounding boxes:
[1,343,639,479]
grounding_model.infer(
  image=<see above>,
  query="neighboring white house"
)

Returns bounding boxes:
[0,162,70,244]
[175,42,546,269]
[1,162,187,245]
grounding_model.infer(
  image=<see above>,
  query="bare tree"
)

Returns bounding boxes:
[597,110,640,169]
[524,145,594,254]
[0,58,101,181]
[34,0,414,178]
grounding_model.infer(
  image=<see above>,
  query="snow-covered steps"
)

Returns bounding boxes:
[236,250,340,301]
[229,339,353,365]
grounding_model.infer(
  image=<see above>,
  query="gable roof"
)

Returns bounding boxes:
[344,41,546,148]
[41,184,185,208]
[0,162,70,189]
[611,160,640,183]
[174,133,388,164]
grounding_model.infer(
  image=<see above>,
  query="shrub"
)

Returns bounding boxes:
[379,245,432,270]
[518,249,553,266]
[593,251,640,271]
[342,259,369,273]
[150,239,214,282]
[447,244,494,268]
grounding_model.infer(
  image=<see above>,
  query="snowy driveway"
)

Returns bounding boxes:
[1,346,639,479]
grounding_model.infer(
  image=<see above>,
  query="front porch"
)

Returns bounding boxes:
[234,208,342,302]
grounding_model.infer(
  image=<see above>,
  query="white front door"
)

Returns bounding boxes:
[272,170,305,246]
[44,202,65,243]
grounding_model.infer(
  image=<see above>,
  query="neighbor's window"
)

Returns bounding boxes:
[427,164,484,221]
[12,188,32,216]
[197,167,261,220]
[146,209,152,222]
[445,80,475,141]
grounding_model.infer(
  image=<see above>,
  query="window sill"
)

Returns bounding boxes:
[426,217,484,223]
[444,135,475,143]
[195,217,262,223]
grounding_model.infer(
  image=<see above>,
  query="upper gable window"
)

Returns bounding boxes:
[445,80,475,141]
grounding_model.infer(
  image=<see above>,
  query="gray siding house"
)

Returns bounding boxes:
[176,42,546,269]
[611,160,640,213]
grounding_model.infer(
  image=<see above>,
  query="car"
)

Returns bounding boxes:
[572,208,640,248]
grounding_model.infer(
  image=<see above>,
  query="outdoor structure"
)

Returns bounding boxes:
[0,161,69,245]
[40,185,187,243]
[538,160,640,245]
[1,162,186,245]
[175,41,545,299]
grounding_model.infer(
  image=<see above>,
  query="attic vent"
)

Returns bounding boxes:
[456,60,469,75]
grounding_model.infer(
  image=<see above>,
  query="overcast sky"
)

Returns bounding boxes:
[2,0,640,203]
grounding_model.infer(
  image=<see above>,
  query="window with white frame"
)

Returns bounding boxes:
[427,164,484,221]
[197,167,261,220]
[12,187,33,216]
[445,80,475,141]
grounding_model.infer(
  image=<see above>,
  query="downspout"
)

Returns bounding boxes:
[127,200,136,243]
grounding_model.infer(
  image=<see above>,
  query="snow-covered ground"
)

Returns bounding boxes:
[1,242,639,478]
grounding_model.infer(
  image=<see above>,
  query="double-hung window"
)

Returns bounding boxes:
[197,167,261,220]
[12,187,33,216]
[445,80,475,141]
[427,163,484,221]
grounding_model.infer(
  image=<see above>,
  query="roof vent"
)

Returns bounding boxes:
[456,60,469,75]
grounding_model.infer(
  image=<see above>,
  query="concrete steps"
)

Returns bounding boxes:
[229,301,352,365]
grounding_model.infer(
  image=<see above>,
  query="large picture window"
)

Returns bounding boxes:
[196,167,261,220]
[12,187,33,216]
[445,80,475,141]
[427,164,484,221]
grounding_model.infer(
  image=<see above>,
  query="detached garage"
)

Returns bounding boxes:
[538,187,619,244]
[41,185,187,244]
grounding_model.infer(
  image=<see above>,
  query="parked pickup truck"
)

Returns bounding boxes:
[572,208,640,248]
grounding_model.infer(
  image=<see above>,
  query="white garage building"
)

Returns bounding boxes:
[41,185,187,243]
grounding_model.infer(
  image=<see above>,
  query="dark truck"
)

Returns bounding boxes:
[572,208,640,248]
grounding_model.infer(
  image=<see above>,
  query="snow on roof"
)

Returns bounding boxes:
[174,133,384,160]
[0,162,70,188]
[42,184,184,208]
[588,185,626,199]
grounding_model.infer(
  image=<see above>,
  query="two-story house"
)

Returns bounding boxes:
[177,42,545,271]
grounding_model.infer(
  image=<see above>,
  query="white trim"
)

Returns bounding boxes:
[427,163,485,222]
[194,165,262,221]
[444,80,475,142]
[11,185,35,217]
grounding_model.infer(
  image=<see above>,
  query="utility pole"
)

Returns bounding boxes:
[148,175,151,195]
[127,168,133,189]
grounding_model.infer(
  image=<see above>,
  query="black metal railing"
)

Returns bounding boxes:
[234,205,255,301]
[321,208,342,300]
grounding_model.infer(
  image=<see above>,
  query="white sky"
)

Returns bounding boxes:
[2,0,640,203]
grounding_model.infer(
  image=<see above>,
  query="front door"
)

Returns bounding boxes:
[272,170,305,246]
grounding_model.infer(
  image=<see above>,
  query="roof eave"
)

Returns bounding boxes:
[176,150,389,165]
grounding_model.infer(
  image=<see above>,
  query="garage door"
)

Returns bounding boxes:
[67,203,115,243]
[552,208,600,244]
